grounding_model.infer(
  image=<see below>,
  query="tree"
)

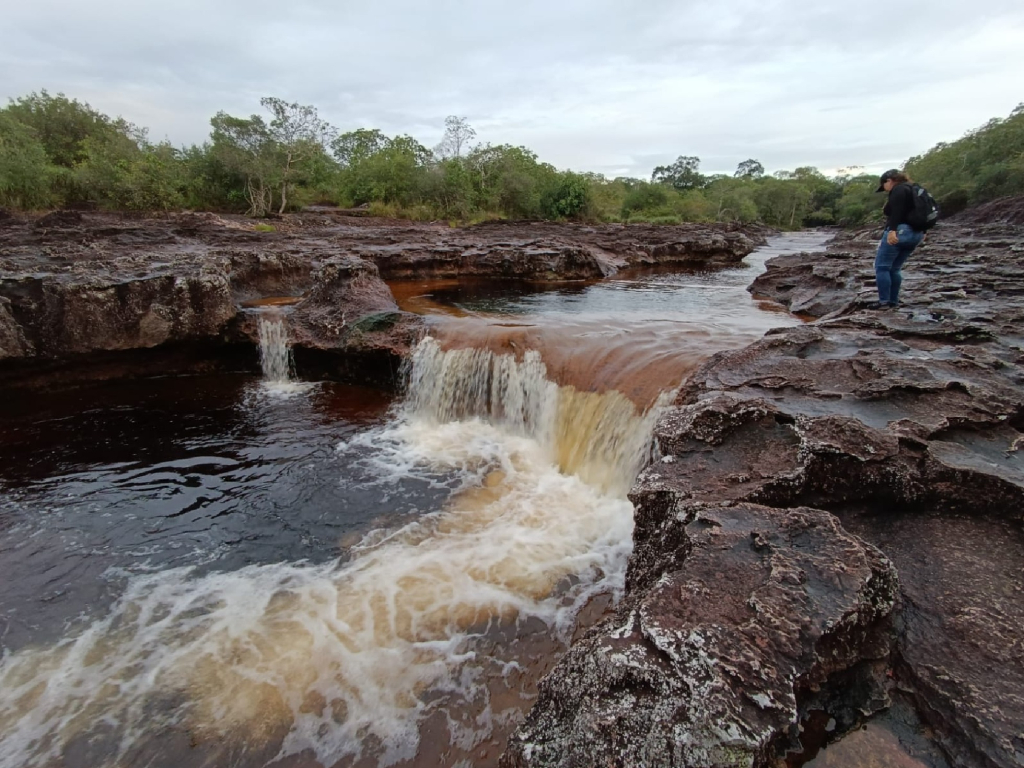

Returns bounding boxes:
[465,143,553,218]
[834,174,883,226]
[429,158,474,218]
[179,142,247,211]
[76,134,185,212]
[2,91,118,168]
[74,124,152,210]
[331,128,390,167]
[338,133,432,206]
[0,112,58,208]
[621,181,671,217]
[753,176,813,229]
[734,159,764,179]
[542,172,591,219]
[210,112,277,216]
[906,102,1024,205]
[704,176,759,222]
[435,116,477,160]
[652,155,704,190]
[260,97,334,213]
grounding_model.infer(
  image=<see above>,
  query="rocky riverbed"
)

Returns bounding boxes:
[2,201,1021,768]
[505,198,1024,767]
[0,209,764,387]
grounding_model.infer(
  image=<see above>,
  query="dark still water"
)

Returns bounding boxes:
[0,378,453,650]
[0,232,830,768]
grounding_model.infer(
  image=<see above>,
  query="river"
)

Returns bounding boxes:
[0,232,829,768]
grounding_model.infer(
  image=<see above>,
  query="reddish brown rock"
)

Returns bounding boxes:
[0,211,766,380]
[751,197,1024,323]
[503,502,898,768]
[0,268,235,358]
[289,255,425,365]
[0,296,31,359]
[360,221,765,280]
[839,510,1024,768]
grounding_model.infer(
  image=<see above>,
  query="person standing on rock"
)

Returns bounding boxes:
[869,169,926,309]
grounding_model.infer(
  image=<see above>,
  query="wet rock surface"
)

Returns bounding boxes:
[508,198,1024,767]
[750,196,1024,325]
[0,211,764,384]
[362,219,766,280]
[503,502,898,768]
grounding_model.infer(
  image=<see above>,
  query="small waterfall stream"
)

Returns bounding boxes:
[257,313,294,382]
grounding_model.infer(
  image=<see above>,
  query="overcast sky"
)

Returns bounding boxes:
[2,0,1023,179]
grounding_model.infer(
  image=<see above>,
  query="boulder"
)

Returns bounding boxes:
[504,502,898,768]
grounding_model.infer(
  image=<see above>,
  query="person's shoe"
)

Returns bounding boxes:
[886,301,902,308]
[865,301,888,310]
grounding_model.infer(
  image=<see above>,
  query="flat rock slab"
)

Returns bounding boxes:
[0,211,765,367]
[503,502,898,768]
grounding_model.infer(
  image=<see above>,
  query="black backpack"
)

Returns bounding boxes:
[907,184,940,231]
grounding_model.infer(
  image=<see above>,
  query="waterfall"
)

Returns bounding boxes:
[257,314,294,382]
[0,336,670,768]
[405,337,665,497]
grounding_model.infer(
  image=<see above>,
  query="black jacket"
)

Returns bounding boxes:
[883,183,916,231]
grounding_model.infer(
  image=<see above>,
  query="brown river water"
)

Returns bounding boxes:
[0,232,925,768]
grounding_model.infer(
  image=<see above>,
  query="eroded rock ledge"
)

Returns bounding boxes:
[506,198,1024,768]
[0,211,765,385]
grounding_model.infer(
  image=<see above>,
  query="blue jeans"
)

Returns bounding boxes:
[875,224,924,304]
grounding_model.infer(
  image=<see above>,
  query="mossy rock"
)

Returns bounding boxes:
[350,311,402,333]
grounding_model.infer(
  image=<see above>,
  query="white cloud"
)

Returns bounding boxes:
[2,0,1022,178]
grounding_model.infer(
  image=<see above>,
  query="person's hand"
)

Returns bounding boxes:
[886,230,899,246]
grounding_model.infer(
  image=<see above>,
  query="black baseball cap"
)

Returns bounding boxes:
[875,169,900,192]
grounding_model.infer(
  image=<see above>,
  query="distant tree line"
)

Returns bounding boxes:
[1,91,1021,228]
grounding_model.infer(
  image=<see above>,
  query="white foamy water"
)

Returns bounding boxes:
[0,338,667,768]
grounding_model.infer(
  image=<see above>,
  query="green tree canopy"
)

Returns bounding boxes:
[2,91,1021,227]
[652,155,704,190]
[734,159,764,179]
[3,91,120,168]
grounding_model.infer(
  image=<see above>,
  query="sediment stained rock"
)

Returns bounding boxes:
[360,221,764,280]
[503,502,898,768]
[0,296,31,359]
[289,255,424,362]
[0,268,236,357]
[751,197,1024,324]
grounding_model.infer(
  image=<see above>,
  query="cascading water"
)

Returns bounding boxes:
[405,337,664,496]
[0,337,667,768]
[257,313,294,382]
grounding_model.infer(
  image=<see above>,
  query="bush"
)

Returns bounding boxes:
[541,172,591,219]
[0,113,59,209]
[621,182,670,216]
